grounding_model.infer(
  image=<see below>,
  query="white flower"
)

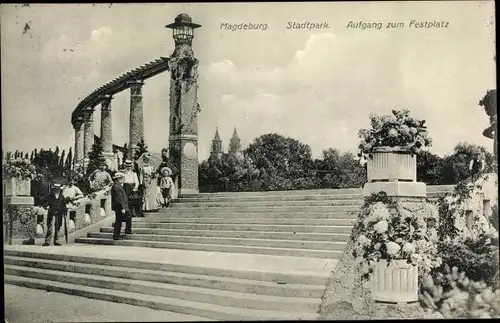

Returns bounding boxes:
[374,242,381,250]
[386,242,401,256]
[357,234,371,247]
[411,253,422,264]
[388,128,398,137]
[409,127,418,134]
[374,220,389,233]
[371,202,391,221]
[402,242,415,253]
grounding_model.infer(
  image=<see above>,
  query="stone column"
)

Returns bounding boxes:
[168,56,200,196]
[83,108,95,170]
[128,80,144,160]
[99,95,115,169]
[73,119,84,169]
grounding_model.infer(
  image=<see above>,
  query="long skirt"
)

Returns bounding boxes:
[142,178,159,211]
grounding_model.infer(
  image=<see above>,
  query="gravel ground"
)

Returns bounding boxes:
[4,284,210,322]
[318,240,444,320]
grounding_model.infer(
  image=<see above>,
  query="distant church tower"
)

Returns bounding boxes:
[210,127,223,158]
[228,127,243,160]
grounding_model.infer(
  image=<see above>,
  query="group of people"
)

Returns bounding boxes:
[28,149,176,245]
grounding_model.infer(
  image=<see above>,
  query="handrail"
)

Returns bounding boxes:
[71,57,170,126]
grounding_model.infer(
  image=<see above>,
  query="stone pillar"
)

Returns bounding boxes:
[100,95,115,169]
[83,108,95,170]
[73,119,84,169]
[168,55,200,196]
[128,80,144,160]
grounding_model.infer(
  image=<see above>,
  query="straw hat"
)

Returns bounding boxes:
[160,167,172,176]
[124,160,133,166]
[113,172,125,179]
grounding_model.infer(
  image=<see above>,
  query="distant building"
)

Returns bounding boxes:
[228,127,243,160]
[210,127,223,159]
[210,127,244,160]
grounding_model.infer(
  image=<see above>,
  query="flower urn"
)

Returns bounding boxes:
[367,146,416,183]
[4,178,31,197]
[371,259,419,303]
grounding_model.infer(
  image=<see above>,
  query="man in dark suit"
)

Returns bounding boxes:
[111,172,132,240]
[43,183,67,246]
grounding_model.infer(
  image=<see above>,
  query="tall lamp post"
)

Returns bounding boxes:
[166,14,202,197]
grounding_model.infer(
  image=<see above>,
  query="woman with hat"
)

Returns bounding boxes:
[123,159,141,217]
[138,152,159,212]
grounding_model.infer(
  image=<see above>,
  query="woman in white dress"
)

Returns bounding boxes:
[139,153,159,212]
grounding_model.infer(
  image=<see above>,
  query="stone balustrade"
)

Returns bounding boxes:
[5,193,113,244]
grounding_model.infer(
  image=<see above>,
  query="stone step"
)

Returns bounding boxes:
[177,194,363,203]
[75,238,343,258]
[4,249,330,285]
[158,206,360,213]
[87,232,346,251]
[5,276,318,320]
[129,218,356,226]
[143,212,358,219]
[185,188,363,197]
[5,265,320,313]
[170,201,362,208]
[100,227,350,242]
[4,256,326,298]
[150,209,359,216]
[129,222,353,233]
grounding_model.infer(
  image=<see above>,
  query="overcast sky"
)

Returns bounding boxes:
[1,2,496,161]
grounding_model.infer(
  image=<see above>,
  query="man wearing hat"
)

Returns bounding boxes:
[123,159,141,217]
[43,183,67,246]
[111,172,132,240]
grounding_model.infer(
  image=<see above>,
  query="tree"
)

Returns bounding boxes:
[134,137,148,161]
[59,149,66,168]
[479,89,497,124]
[24,152,29,159]
[417,151,446,185]
[65,147,73,170]
[441,142,494,184]
[86,141,104,175]
[244,133,313,179]
[315,149,365,188]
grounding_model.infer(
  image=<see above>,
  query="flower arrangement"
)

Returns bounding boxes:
[420,265,500,318]
[3,157,37,180]
[353,192,442,280]
[357,109,432,161]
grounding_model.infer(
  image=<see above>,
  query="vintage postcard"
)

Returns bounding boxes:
[2,1,498,322]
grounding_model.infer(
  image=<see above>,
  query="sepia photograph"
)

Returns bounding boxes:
[1,1,498,321]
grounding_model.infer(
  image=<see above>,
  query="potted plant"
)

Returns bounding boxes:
[353,193,442,303]
[3,157,37,196]
[357,109,432,182]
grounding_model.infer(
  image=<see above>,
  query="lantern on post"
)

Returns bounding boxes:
[165,13,201,47]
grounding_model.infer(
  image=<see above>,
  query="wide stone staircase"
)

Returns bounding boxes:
[75,188,363,258]
[4,187,453,320]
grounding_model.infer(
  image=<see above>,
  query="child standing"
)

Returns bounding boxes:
[159,167,174,208]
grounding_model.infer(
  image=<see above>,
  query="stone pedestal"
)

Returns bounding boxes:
[363,147,426,198]
[3,178,35,244]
